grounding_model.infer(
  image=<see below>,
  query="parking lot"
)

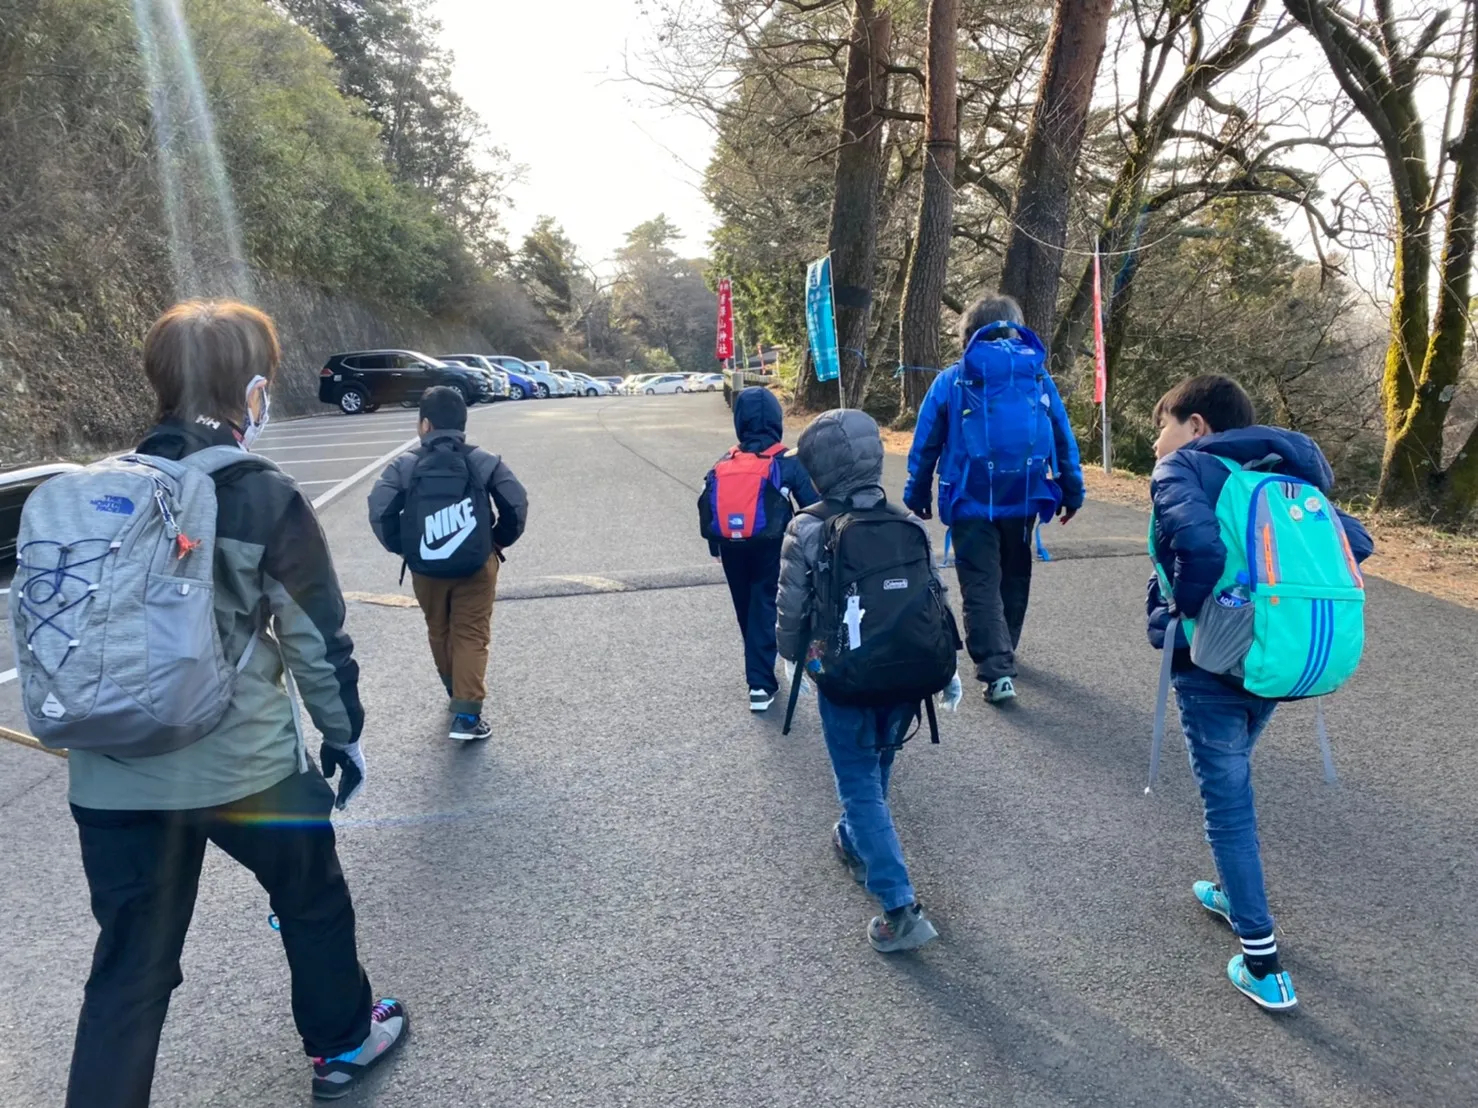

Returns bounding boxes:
[0,407,425,732]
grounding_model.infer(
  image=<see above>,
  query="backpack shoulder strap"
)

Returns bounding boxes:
[181,445,281,477]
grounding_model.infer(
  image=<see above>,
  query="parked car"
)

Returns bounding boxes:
[596,376,623,389]
[319,350,491,414]
[2,463,83,565]
[486,355,564,399]
[569,372,614,396]
[551,369,589,396]
[438,354,510,401]
[640,373,691,395]
[529,360,578,397]
[620,374,662,395]
[686,373,724,392]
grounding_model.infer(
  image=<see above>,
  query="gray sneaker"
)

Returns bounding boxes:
[868,902,939,953]
[312,998,408,1100]
[986,676,1017,705]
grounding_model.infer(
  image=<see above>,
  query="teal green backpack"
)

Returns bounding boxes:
[1146,454,1367,789]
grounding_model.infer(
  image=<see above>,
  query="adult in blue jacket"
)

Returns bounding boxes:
[903,294,1084,704]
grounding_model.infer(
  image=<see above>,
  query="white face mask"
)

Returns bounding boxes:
[242,374,271,450]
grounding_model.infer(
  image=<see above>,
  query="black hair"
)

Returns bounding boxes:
[958,293,1025,345]
[419,385,467,431]
[1153,374,1255,433]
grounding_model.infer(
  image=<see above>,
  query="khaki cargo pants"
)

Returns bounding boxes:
[410,559,499,717]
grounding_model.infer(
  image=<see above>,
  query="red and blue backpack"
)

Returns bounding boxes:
[699,444,793,543]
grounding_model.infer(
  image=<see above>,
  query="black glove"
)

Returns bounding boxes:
[319,742,366,810]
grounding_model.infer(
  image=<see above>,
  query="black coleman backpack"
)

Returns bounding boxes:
[802,499,960,738]
[399,440,493,579]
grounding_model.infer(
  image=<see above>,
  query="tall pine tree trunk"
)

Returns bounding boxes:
[998,0,1113,337]
[898,0,959,419]
[798,0,892,411]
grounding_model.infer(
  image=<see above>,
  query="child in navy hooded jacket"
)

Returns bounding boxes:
[1148,375,1373,1012]
[703,387,817,710]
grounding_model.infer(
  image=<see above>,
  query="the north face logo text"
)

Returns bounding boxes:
[419,497,478,561]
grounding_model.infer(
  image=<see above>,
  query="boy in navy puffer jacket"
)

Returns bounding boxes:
[1148,374,1373,1012]
[701,387,817,711]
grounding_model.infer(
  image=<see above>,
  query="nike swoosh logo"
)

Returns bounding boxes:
[419,516,477,560]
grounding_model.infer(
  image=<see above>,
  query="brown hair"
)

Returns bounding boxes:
[143,300,281,425]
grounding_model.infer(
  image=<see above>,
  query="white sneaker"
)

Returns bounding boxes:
[749,689,775,712]
[986,676,1017,704]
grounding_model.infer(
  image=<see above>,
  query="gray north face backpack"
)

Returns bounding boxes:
[9,446,273,757]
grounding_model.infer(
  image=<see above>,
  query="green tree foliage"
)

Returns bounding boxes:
[611,216,718,374]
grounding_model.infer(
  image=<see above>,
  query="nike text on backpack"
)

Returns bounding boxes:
[699,444,792,543]
[785,500,961,742]
[399,440,494,578]
[9,447,279,757]
[1146,453,1366,787]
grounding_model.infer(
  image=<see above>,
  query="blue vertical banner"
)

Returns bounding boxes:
[805,255,840,383]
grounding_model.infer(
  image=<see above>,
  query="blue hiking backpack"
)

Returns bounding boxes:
[949,324,1058,520]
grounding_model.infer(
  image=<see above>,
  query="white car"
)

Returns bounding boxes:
[568,372,613,396]
[620,374,662,395]
[640,373,690,395]
[686,373,724,392]
[529,360,578,397]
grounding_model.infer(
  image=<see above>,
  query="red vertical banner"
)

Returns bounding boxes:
[715,278,734,362]
[1092,247,1107,405]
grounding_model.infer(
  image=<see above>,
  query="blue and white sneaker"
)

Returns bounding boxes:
[312,998,408,1099]
[1193,880,1232,926]
[1227,956,1298,1011]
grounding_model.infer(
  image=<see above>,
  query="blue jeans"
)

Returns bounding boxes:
[1174,668,1279,938]
[817,694,917,912]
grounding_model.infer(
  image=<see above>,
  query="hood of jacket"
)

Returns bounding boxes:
[797,409,884,501]
[733,387,784,452]
[1178,425,1335,491]
[959,323,1046,384]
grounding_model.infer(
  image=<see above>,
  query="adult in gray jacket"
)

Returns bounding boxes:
[776,409,945,953]
[367,386,528,742]
[57,301,405,1106]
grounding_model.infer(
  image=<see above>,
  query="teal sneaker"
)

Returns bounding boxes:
[1227,955,1298,1011]
[1193,880,1232,926]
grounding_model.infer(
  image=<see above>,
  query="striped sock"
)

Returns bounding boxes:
[1240,931,1281,978]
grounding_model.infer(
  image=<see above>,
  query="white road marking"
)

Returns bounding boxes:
[262,439,413,452]
[274,455,390,467]
[311,438,420,511]
[0,668,15,686]
[294,479,341,487]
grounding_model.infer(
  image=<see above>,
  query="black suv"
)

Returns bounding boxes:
[318,350,491,414]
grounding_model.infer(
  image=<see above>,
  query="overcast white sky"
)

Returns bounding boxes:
[434,0,720,267]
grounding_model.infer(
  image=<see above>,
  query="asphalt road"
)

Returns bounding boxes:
[2,396,1475,1107]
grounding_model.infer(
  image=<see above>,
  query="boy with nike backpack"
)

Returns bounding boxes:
[1146,375,1373,1011]
[699,386,817,712]
[369,386,528,742]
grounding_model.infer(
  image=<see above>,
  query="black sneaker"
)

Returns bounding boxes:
[832,822,867,885]
[868,903,939,953]
[312,998,408,1100]
[749,689,775,712]
[449,714,492,742]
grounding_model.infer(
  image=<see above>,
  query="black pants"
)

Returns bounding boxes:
[952,516,1034,682]
[67,769,372,1108]
[720,539,782,694]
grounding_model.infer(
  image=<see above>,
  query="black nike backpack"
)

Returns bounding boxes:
[399,441,493,579]
[804,500,961,737]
